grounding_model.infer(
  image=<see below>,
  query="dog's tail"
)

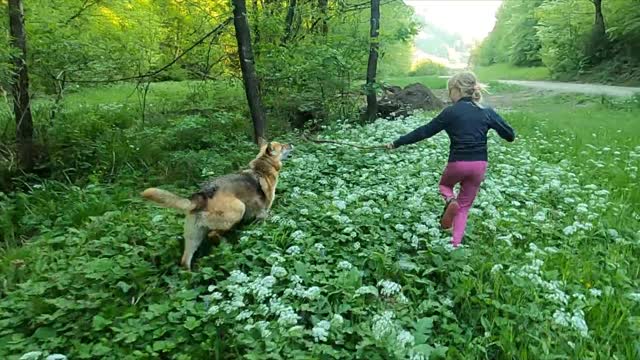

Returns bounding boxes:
[141,188,196,212]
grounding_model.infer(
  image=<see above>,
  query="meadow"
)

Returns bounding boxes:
[1,81,639,359]
[472,65,551,82]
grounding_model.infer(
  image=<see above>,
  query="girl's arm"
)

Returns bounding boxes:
[391,108,450,148]
[487,108,515,142]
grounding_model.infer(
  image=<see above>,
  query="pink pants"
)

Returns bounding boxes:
[438,161,488,247]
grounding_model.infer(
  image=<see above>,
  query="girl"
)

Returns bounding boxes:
[386,72,515,247]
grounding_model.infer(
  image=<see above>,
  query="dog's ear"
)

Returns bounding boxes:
[266,142,274,155]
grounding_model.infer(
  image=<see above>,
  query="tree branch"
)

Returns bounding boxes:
[64,0,101,26]
[66,17,233,83]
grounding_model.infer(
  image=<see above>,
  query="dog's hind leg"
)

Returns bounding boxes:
[204,196,246,241]
[181,213,207,271]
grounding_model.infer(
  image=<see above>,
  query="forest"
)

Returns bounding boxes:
[472,0,640,84]
[1,0,639,359]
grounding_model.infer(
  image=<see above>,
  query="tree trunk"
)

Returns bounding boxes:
[8,0,34,170]
[232,0,267,144]
[365,0,380,122]
[593,0,605,36]
[586,0,608,61]
[282,0,297,43]
[251,0,260,55]
[318,0,328,36]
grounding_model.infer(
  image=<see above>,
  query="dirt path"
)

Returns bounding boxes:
[497,80,640,97]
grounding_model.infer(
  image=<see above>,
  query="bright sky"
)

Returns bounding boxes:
[404,0,503,44]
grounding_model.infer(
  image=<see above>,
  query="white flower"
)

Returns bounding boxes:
[291,230,305,240]
[257,322,271,338]
[334,200,347,210]
[441,298,453,307]
[607,229,620,238]
[249,276,276,301]
[286,245,301,255]
[20,352,43,360]
[355,285,378,296]
[627,292,640,302]
[271,300,300,326]
[563,225,577,236]
[553,308,589,337]
[589,288,602,297]
[396,330,415,348]
[533,211,546,221]
[46,355,68,360]
[312,320,331,342]
[553,309,570,327]
[235,310,253,321]
[303,286,321,299]
[271,265,288,278]
[570,309,589,337]
[491,264,503,274]
[338,261,353,270]
[331,314,344,326]
[372,311,396,340]
[528,243,542,253]
[377,280,401,297]
[228,270,250,284]
[207,305,220,315]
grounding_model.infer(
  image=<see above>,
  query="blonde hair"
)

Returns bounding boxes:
[447,71,487,102]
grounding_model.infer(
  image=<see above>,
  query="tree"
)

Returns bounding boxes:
[586,0,609,62]
[232,0,267,144]
[365,0,380,122]
[282,0,297,43]
[8,0,34,170]
[318,0,328,36]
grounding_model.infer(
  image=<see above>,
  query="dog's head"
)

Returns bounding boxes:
[257,138,294,162]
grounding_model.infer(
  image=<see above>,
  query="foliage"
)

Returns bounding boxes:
[472,0,640,82]
[536,0,593,76]
[380,75,447,90]
[0,0,419,178]
[1,84,639,358]
[471,0,544,67]
[408,59,448,77]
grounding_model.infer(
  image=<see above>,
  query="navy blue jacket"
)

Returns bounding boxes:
[392,97,515,162]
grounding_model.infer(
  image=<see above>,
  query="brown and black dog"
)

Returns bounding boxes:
[141,141,293,270]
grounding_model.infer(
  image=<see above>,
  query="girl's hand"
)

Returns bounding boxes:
[385,143,395,150]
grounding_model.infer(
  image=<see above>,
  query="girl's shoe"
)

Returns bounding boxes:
[440,198,459,230]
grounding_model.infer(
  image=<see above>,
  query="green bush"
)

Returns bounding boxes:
[408,60,448,77]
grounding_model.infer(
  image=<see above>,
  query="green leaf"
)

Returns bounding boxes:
[92,343,111,356]
[116,281,132,293]
[92,315,112,331]
[183,316,200,331]
[33,326,57,340]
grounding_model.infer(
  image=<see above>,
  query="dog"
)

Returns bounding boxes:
[141,140,293,270]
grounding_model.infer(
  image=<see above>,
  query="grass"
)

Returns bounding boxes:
[474,64,551,82]
[1,81,639,359]
[507,94,640,210]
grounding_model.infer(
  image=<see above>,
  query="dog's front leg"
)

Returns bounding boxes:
[255,209,270,221]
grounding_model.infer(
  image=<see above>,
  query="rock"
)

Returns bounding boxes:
[375,83,445,119]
